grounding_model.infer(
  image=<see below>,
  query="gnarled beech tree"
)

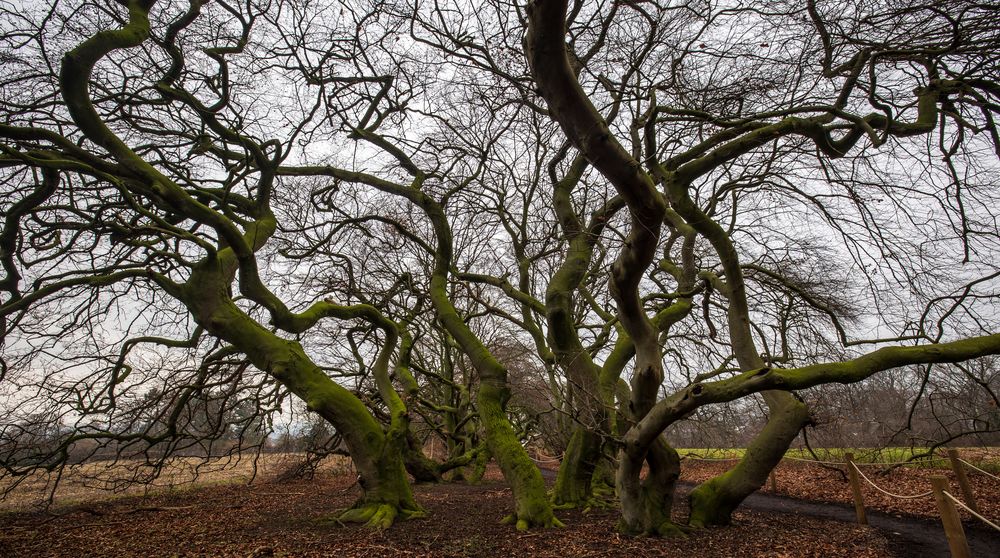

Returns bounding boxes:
[1,0,555,530]
[525,0,1000,534]
[0,0,431,528]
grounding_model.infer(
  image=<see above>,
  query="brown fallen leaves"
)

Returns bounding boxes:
[680,458,1000,522]
[0,465,899,558]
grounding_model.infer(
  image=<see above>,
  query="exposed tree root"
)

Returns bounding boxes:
[551,493,616,512]
[319,502,426,530]
[500,512,565,531]
[617,519,689,538]
[651,521,689,537]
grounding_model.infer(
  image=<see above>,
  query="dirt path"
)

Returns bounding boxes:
[675,481,1000,557]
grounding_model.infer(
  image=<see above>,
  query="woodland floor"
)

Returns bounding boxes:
[0,454,998,558]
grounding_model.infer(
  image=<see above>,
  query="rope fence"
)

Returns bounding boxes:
[852,457,950,467]
[944,491,1000,533]
[681,455,742,462]
[524,447,996,557]
[666,449,998,558]
[782,454,949,467]
[849,462,933,499]
[781,455,844,466]
[958,458,1000,482]
[678,451,994,478]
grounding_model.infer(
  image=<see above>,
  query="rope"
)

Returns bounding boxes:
[850,462,933,500]
[851,457,949,467]
[683,455,742,462]
[781,455,946,467]
[782,455,845,466]
[679,453,950,468]
[943,491,1000,533]
[530,452,563,464]
[958,459,1000,482]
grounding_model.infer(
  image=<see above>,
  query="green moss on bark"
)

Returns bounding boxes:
[616,438,682,536]
[417,192,558,528]
[552,428,601,508]
[177,260,421,529]
[480,381,563,529]
[688,392,808,527]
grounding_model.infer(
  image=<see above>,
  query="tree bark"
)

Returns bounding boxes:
[617,437,683,536]
[553,428,602,507]
[526,0,679,534]
[421,195,560,529]
[546,160,621,507]
[688,392,806,526]
[55,0,421,529]
[663,179,811,527]
[180,261,421,528]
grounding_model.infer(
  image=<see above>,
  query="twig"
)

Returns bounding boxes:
[124,505,196,514]
[61,520,131,532]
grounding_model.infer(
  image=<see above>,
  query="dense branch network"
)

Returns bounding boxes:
[0,0,998,535]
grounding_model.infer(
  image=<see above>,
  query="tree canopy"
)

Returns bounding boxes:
[2,0,999,535]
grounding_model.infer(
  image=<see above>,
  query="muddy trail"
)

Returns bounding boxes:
[538,467,999,557]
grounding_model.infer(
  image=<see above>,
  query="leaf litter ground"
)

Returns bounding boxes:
[2,461,966,558]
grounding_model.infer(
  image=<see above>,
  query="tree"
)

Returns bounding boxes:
[2,0,1000,538]
[524,0,1000,534]
[0,0,426,527]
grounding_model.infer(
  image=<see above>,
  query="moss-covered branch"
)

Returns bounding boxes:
[634,332,1000,448]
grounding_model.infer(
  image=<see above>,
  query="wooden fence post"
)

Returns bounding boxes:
[930,476,972,558]
[845,452,867,525]
[947,449,979,513]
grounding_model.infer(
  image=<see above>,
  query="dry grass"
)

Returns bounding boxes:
[0,452,353,513]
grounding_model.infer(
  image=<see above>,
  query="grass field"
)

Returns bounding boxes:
[674,447,1000,470]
